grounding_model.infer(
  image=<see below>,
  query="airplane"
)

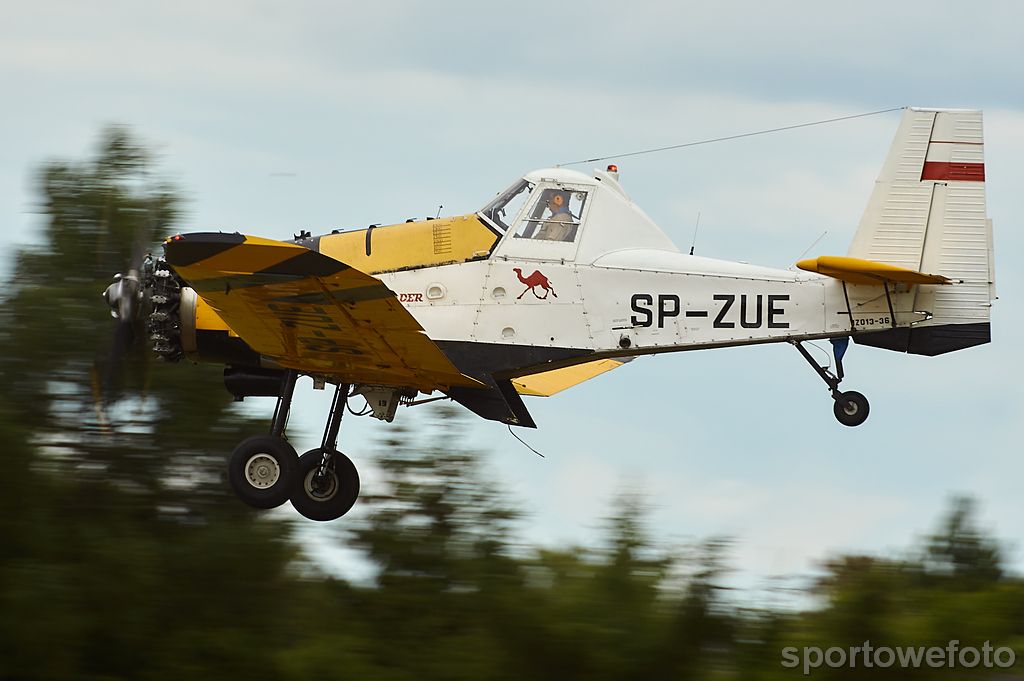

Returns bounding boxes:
[104,107,995,521]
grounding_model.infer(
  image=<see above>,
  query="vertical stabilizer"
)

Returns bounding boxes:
[849,108,994,355]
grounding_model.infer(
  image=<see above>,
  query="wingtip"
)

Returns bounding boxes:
[163,232,246,267]
[795,257,818,273]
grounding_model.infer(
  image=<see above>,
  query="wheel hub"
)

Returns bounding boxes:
[305,468,339,501]
[245,453,281,489]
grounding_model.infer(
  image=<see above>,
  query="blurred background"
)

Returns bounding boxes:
[2,1,1023,678]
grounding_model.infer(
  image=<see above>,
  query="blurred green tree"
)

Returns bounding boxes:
[925,496,1003,586]
[0,127,298,681]
[325,408,524,680]
[755,497,1024,680]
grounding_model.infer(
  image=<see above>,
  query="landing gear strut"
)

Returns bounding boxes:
[227,370,300,508]
[289,383,360,522]
[226,373,363,519]
[791,338,870,427]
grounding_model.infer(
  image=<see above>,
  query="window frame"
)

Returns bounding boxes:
[478,178,535,234]
[493,181,593,262]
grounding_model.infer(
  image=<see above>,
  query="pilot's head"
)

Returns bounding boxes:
[547,190,569,212]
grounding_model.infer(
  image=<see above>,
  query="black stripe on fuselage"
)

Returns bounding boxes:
[436,341,594,428]
[195,330,262,366]
[854,322,990,356]
[435,340,592,380]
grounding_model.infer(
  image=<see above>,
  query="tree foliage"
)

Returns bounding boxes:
[0,127,295,680]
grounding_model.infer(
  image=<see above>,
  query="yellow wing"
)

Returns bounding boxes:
[164,232,480,392]
[796,255,952,286]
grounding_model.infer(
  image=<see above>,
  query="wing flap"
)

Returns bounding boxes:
[512,358,627,397]
[164,232,479,391]
[796,255,952,286]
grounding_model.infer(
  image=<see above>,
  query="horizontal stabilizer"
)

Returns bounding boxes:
[796,255,952,286]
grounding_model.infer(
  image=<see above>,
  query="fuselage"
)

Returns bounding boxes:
[383,249,917,362]
[181,166,918,378]
[311,165,915,367]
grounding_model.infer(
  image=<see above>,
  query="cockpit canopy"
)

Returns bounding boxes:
[479,167,677,264]
[482,181,587,243]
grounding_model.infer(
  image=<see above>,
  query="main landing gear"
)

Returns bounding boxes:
[227,370,359,521]
[791,338,870,427]
[228,369,300,509]
[290,382,359,522]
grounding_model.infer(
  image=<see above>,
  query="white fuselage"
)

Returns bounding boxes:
[377,165,923,363]
[382,250,911,358]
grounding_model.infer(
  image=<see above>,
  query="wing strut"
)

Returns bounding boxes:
[840,280,900,331]
[270,370,298,437]
[841,281,855,333]
[882,283,897,329]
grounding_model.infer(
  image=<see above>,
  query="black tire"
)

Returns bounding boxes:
[290,448,360,522]
[833,390,870,427]
[227,435,299,509]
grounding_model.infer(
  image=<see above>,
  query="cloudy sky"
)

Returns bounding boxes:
[3,0,1022,592]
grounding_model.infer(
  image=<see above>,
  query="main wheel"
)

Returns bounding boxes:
[290,448,360,522]
[228,435,299,509]
[833,390,870,427]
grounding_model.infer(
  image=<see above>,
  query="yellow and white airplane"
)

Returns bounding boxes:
[107,107,995,521]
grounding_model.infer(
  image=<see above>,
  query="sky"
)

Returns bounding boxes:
[3,0,1023,596]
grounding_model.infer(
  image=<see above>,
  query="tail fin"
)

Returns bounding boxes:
[849,107,995,355]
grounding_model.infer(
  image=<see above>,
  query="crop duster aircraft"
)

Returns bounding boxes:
[105,107,995,521]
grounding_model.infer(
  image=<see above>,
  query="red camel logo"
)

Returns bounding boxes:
[513,267,557,300]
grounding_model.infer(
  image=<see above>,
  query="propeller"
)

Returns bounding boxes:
[101,262,149,402]
[99,211,158,405]
[103,270,142,323]
[91,146,178,424]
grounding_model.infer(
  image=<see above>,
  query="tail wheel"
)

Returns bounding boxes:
[290,448,360,522]
[228,435,298,509]
[833,390,870,427]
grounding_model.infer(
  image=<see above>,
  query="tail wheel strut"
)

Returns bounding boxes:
[791,339,870,427]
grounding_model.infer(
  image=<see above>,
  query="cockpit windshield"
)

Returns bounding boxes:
[479,179,534,232]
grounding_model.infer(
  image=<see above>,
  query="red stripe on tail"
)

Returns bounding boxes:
[921,162,985,182]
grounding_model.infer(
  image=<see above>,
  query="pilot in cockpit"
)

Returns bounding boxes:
[534,189,574,241]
